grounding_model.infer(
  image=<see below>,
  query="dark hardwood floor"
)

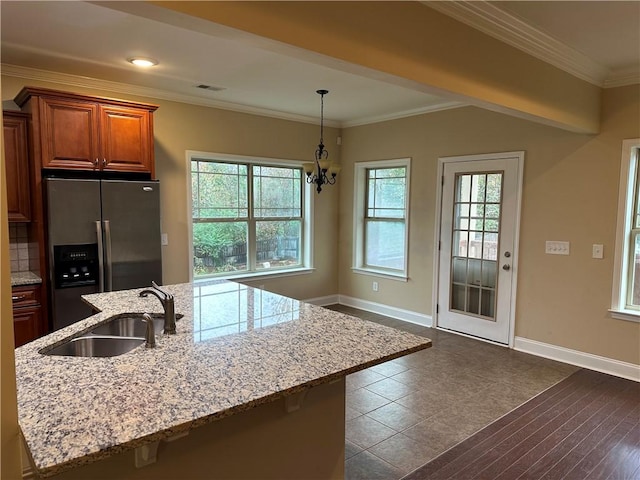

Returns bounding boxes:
[403,368,640,480]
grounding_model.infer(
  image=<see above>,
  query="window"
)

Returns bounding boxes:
[353,158,410,279]
[611,139,640,322]
[189,152,311,280]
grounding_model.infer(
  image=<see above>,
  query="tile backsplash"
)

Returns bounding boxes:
[9,223,30,272]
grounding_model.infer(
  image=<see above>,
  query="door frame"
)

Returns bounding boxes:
[432,151,525,347]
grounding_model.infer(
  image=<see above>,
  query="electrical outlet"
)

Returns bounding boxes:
[372,281,379,292]
[592,244,604,259]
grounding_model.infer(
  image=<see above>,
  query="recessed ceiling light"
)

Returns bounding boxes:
[127,57,158,67]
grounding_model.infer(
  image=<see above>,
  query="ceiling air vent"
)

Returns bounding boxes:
[195,84,225,92]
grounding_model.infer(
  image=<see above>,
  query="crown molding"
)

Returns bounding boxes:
[604,66,640,89]
[424,1,610,87]
[0,63,342,127]
[342,101,465,128]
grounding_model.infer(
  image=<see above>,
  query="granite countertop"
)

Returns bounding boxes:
[11,271,42,287]
[15,280,431,477]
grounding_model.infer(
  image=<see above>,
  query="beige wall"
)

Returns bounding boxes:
[339,84,640,365]
[1,75,340,300]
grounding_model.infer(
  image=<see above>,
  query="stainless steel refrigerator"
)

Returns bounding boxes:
[45,178,163,330]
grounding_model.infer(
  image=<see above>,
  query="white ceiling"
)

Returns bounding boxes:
[1,1,638,127]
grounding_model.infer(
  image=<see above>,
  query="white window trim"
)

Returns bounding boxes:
[352,157,411,280]
[610,139,640,323]
[186,150,314,282]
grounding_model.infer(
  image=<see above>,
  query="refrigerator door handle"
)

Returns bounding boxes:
[104,220,113,292]
[95,221,105,293]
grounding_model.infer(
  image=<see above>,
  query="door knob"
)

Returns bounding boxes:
[502,264,511,271]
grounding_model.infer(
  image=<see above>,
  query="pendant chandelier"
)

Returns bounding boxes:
[304,89,341,193]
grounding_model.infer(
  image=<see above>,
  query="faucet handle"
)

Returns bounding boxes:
[151,281,171,300]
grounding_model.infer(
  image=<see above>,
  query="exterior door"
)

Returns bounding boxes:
[436,152,523,344]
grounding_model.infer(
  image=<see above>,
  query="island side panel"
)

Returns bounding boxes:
[44,379,346,480]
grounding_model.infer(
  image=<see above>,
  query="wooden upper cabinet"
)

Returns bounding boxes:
[100,104,152,173]
[3,111,32,222]
[40,97,99,170]
[15,87,158,176]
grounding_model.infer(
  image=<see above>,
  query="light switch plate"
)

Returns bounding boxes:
[545,241,570,255]
[161,233,168,246]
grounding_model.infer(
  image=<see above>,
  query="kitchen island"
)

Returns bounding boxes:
[15,280,431,479]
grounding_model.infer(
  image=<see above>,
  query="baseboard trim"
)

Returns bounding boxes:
[337,295,432,327]
[303,294,340,306]
[514,337,640,382]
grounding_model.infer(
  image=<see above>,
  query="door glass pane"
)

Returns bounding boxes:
[481,289,496,317]
[468,232,483,259]
[481,260,496,287]
[467,287,480,314]
[467,259,481,286]
[451,284,466,311]
[453,230,469,257]
[450,171,503,320]
[483,233,498,260]
[452,257,467,283]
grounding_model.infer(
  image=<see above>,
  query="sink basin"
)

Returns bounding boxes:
[89,313,165,337]
[42,336,145,357]
[88,313,183,337]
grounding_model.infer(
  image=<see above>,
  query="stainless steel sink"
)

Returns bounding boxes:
[42,336,145,357]
[89,312,183,337]
[89,313,165,337]
[40,312,184,358]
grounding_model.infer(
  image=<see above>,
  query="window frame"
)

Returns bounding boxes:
[610,139,640,322]
[188,151,314,282]
[352,158,411,280]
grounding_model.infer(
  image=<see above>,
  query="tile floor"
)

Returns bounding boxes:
[327,305,580,480]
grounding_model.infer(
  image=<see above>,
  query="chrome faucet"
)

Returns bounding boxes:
[139,281,177,334]
[141,313,156,348]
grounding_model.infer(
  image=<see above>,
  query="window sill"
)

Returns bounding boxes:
[195,267,315,284]
[351,267,408,282]
[609,308,640,323]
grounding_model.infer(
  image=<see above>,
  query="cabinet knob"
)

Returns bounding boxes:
[93,158,99,168]
[102,158,107,168]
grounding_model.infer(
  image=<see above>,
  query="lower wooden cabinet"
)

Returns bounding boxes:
[12,284,42,347]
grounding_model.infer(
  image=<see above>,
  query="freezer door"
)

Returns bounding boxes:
[101,180,163,290]
[45,178,101,245]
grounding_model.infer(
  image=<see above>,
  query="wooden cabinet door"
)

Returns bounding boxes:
[12,285,42,347]
[100,105,153,174]
[3,112,31,222]
[13,308,41,347]
[40,97,100,170]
